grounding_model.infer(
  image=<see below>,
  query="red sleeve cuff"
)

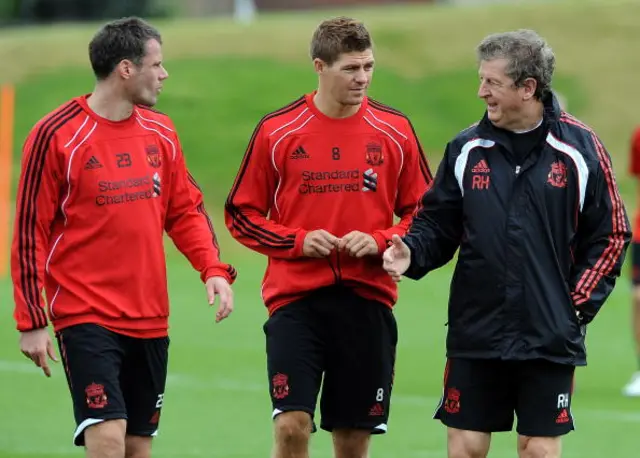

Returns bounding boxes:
[372,231,390,254]
[293,230,308,258]
[201,265,237,285]
[17,322,48,332]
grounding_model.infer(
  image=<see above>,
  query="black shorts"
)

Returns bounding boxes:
[632,242,640,285]
[433,358,575,437]
[264,285,397,434]
[56,323,169,446]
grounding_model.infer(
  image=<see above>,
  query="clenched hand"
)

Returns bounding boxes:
[338,231,378,258]
[382,234,412,282]
[206,276,234,323]
[20,328,58,377]
[303,230,339,258]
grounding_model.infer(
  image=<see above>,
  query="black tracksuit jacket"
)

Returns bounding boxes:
[403,94,631,365]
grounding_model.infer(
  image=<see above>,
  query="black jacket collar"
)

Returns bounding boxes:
[476,91,561,138]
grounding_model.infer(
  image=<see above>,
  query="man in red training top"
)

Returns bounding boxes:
[11,17,236,457]
[623,125,640,396]
[225,16,432,458]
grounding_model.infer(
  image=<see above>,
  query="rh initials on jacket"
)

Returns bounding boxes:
[403,94,631,365]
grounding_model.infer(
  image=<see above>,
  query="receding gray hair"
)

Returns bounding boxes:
[476,29,555,100]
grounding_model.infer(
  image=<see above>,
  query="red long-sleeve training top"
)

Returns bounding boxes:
[12,95,236,338]
[629,126,640,242]
[225,92,432,314]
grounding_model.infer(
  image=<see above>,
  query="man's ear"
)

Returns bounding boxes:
[521,77,538,101]
[116,59,135,80]
[313,58,327,75]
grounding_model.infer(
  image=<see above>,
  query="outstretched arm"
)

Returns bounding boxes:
[403,143,464,280]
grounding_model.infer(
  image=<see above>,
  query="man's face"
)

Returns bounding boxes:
[317,49,374,106]
[477,58,534,130]
[125,39,168,107]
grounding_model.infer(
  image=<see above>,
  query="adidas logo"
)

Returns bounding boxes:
[369,403,384,417]
[471,159,490,173]
[84,156,102,170]
[290,146,310,159]
[555,408,570,424]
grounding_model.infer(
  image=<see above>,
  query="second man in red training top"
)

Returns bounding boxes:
[12,17,236,457]
[225,16,432,458]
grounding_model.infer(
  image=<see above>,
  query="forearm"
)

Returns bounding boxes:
[225,203,307,259]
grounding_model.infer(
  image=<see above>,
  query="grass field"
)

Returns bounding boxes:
[2,1,640,457]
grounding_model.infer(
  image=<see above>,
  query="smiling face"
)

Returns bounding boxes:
[315,49,374,107]
[477,58,538,130]
[474,30,556,131]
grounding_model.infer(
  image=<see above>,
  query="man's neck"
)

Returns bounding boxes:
[313,90,360,119]
[87,83,134,122]
[506,101,544,133]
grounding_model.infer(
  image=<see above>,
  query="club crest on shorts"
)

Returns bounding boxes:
[146,144,162,168]
[272,373,290,400]
[150,411,161,425]
[547,161,567,188]
[444,387,461,414]
[85,382,108,409]
[365,142,383,166]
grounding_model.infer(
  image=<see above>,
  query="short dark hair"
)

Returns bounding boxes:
[89,16,162,80]
[476,29,555,100]
[310,17,372,66]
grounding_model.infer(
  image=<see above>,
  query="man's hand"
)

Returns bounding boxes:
[303,230,339,258]
[20,328,58,377]
[205,276,234,323]
[382,234,412,282]
[338,231,378,258]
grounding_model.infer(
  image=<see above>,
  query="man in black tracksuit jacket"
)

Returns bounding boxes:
[383,30,631,458]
